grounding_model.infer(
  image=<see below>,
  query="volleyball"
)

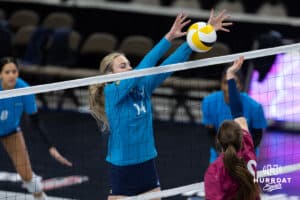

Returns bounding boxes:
[186,22,217,52]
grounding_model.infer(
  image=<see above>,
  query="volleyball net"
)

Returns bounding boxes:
[1,43,300,99]
[1,42,300,199]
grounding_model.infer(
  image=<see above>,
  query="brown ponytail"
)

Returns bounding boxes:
[88,52,124,131]
[218,120,259,200]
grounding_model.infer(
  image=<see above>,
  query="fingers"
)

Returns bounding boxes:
[222,22,233,27]
[176,12,182,21]
[216,9,227,20]
[221,13,231,22]
[167,12,190,40]
[174,12,184,26]
[61,158,73,167]
[219,21,232,32]
[219,27,230,32]
[180,13,188,21]
[176,12,186,21]
[208,8,232,31]
[175,12,190,31]
[181,19,191,28]
[55,155,73,167]
[209,9,214,20]
[215,10,230,23]
[50,147,73,167]
[223,15,231,22]
[174,12,189,28]
[179,13,189,24]
[228,56,244,74]
[238,56,244,65]
[233,56,244,69]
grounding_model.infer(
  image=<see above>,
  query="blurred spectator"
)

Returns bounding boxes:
[257,0,287,16]
[215,0,244,13]
[106,0,132,2]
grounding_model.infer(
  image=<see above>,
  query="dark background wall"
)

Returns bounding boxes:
[0,0,299,54]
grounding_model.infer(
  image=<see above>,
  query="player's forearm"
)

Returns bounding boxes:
[227,79,243,119]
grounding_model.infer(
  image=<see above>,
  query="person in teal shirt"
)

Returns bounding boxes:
[0,57,72,200]
[202,67,267,164]
[89,10,232,199]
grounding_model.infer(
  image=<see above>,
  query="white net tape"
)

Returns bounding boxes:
[124,162,300,200]
[0,43,300,99]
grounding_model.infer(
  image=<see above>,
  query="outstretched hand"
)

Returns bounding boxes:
[165,12,191,41]
[208,9,232,32]
[49,147,73,167]
[226,56,244,80]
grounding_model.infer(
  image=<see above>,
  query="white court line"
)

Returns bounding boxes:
[0,190,76,200]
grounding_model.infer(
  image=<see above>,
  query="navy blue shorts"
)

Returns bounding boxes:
[109,159,160,196]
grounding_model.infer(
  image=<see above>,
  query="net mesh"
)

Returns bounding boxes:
[0,44,300,199]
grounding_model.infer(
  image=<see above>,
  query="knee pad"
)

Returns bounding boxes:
[22,174,43,193]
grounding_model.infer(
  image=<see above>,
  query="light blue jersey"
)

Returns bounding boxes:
[0,78,37,136]
[105,37,192,166]
[202,91,267,130]
[202,91,267,163]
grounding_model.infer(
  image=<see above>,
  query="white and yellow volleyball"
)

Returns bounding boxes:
[186,22,217,52]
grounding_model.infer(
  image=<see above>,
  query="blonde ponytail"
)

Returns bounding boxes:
[88,52,124,131]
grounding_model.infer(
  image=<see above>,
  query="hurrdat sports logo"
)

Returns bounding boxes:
[254,164,292,192]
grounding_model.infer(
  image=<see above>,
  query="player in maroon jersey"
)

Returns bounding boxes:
[204,56,260,200]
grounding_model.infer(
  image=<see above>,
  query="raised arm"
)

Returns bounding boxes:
[136,12,191,70]
[145,9,232,94]
[226,56,249,132]
[106,13,191,103]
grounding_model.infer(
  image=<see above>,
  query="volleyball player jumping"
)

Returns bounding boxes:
[204,56,260,200]
[89,10,232,200]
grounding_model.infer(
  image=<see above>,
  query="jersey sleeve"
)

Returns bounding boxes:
[137,37,171,70]
[202,96,214,126]
[23,94,37,114]
[17,79,37,114]
[144,42,192,94]
[241,130,256,159]
[105,37,171,105]
[204,164,224,200]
